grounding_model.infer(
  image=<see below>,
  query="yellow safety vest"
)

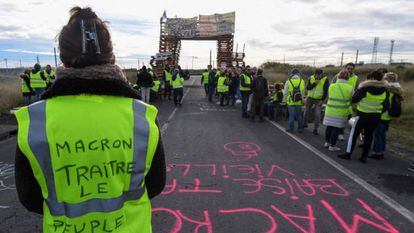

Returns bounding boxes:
[164,70,172,82]
[347,74,359,90]
[152,80,161,93]
[307,75,327,100]
[217,76,229,93]
[202,72,209,84]
[357,92,387,113]
[325,82,354,117]
[15,95,159,233]
[172,74,184,89]
[381,93,395,121]
[239,73,251,91]
[21,76,31,94]
[44,70,55,84]
[272,90,283,102]
[286,78,305,106]
[30,71,47,88]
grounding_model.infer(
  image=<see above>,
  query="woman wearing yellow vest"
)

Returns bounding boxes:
[338,71,390,163]
[217,71,229,106]
[14,7,166,233]
[171,68,184,106]
[322,70,354,152]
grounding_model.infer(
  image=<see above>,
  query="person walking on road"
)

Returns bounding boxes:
[322,70,354,152]
[240,66,253,118]
[14,7,166,233]
[303,68,329,135]
[228,68,238,106]
[338,71,389,163]
[217,71,229,106]
[201,67,210,96]
[283,68,305,132]
[172,68,184,106]
[370,72,403,160]
[137,65,154,103]
[250,69,268,122]
[208,68,218,103]
[163,66,173,100]
[30,63,47,101]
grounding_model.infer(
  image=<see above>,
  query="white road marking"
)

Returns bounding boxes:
[160,78,196,135]
[266,119,414,224]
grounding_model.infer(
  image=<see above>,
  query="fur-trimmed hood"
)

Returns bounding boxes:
[358,79,387,89]
[41,64,140,100]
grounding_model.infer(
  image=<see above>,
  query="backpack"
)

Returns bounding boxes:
[289,78,302,102]
[388,94,402,118]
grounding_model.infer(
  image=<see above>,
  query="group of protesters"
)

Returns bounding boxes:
[19,63,55,104]
[201,62,405,165]
[134,65,189,106]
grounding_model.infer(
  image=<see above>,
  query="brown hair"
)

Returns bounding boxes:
[58,6,114,68]
[338,69,349,80]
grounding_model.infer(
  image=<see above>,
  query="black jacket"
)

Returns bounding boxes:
[251,75,268,96]
[352,80,390,116]
[137,71,154,88]
[15,64,166,214]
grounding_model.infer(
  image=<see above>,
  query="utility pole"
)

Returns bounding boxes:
[313,59,316,67]
[389,40,395,65]
[371,37,379,64]
[209,49,212,67]
[137,59,140,68]
[283,55,285,64]
[36,55,40,64]
[4,58,8,72]
[355,50,359,64]
[340,52,344,67]
[54,47,58,69]
[19,59,22,68]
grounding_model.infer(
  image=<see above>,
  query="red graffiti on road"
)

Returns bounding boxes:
[153,198,399,233]
[224,142,261,162]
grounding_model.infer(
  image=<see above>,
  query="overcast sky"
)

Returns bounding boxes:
[0,0,413,69]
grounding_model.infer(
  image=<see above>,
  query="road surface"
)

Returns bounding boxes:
[0,76,413,232]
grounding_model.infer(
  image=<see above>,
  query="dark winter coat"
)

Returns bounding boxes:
[15,64,166,214]
[137,71,154,88]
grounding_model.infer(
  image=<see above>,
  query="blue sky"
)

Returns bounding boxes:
[0,0,413,69]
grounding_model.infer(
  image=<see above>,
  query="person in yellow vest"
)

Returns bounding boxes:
[283,68,305,132]
[163,66,173,100]
[43,64,56,88]
[30,63,47,101]
[172,68,184,106]
[217,71,229,106]
[322,70,354,152]
[14,7,166,233]
[201,68,210,96]
[19,69,35,105]
[303,69,329,135]
[266,82,284,120]
[150,77,161,102]
[333,62,359,141]
[371,72,403,160]
[338,71,390,163]
[240,66,253,118]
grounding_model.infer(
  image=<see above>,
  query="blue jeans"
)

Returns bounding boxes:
[26,96,32,105]
[373,121,389,154]
[241,92,250,116]
[34,88,45,101]
[288,105,303,131]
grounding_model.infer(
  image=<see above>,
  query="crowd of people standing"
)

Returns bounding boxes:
[199,62,406,165]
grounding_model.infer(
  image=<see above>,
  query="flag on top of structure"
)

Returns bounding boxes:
[161,10,167,20]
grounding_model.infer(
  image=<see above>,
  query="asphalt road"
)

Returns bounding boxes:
[1,76,413,232]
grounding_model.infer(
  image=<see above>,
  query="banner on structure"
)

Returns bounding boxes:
[165,12,235,38]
